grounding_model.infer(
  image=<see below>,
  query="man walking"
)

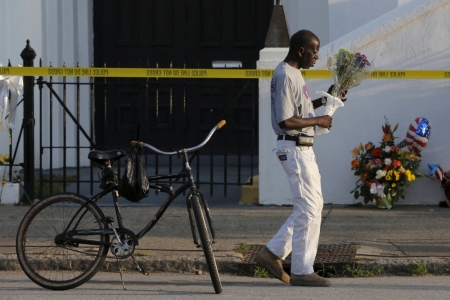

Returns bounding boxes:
[255,29,345,287]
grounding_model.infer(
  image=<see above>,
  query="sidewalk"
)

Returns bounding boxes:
[1,202,450,276]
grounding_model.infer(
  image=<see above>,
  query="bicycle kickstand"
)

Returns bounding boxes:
[116,257,127,290]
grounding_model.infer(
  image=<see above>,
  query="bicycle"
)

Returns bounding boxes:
[16,120,226,294]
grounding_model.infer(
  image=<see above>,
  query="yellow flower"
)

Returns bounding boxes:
[385,170,393,181]
[391,183,396,187]
[350,143,364,158]
[409,154,418,160]
[394,171,400,181]
[0,156,4,164]
[405,170,414,181]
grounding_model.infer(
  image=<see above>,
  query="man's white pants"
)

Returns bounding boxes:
[267,140,323,276]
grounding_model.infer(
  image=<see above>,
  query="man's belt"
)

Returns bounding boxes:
[277,134,314,146]
[277,135,298,141]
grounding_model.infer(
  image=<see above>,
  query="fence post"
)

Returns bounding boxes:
[20,40,36,202]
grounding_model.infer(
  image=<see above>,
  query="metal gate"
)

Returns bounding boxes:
[34,62,258,202]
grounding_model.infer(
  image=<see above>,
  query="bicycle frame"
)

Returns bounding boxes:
[62,121,224,248]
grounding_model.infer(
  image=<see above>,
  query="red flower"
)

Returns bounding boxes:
[372,148,382,157]
[351,159,360,169]
[360,172,368,182]
[392,160,401,167]
[391,145,399,152]
[382,133,392,142]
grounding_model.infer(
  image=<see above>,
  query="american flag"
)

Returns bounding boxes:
[405,117,430,155]
[428,164,444,181]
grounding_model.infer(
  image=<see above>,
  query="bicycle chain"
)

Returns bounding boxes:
[59,244,129,260]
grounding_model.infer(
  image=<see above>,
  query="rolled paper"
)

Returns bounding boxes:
[315,91,344,135]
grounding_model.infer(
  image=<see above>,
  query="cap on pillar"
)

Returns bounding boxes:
[264,0,290,47]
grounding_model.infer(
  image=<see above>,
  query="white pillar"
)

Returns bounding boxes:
[257,48,293,205]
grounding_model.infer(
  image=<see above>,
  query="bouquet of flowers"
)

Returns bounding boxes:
[316,47,375,135]
[350,118,426,209]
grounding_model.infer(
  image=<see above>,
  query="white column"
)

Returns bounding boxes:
[257,48,293,205]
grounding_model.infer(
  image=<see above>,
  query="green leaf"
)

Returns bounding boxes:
[360,184,369,197]
[393,193,399,203]
[354,190,360,199]
[399,189,406,199]
[390,188,397,197]
[393,123,399,133]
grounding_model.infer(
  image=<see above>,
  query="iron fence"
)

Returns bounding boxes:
[33,61,258,201]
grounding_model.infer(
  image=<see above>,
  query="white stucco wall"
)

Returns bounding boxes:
[283,0,414,46]
[0,0,94,169]
[259,0,450,205]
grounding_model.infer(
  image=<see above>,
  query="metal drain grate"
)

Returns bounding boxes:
[241,244,357,266]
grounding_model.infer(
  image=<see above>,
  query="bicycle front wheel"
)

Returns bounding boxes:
[191,195,222,294]
[16,193,109,290]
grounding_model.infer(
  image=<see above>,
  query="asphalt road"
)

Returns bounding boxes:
[1,271,449,299]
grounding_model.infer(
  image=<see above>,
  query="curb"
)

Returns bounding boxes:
[3,253,450,277]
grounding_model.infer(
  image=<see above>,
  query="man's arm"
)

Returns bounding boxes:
[279,115,332,131]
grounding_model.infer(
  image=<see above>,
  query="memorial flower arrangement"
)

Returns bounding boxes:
[316,47,375,135]
[350,118,426,208]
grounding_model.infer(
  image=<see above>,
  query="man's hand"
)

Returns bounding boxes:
[327,85,348,102]
[317,115,332,130]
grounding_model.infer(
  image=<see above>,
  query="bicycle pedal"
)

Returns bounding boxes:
[101,216,114,224]
[133,267,149,276]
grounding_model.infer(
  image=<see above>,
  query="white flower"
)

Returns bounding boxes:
[375,169,387,179]
[384,146,391,153]
[384,158,392,166]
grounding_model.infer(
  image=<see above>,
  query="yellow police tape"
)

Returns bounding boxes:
[1,66,450,79]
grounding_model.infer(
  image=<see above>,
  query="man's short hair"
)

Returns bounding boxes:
[289,30,319,53]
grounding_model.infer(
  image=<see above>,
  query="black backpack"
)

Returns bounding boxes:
[118,146,150,202]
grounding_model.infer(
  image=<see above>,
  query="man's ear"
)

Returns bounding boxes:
[298,47,304,57]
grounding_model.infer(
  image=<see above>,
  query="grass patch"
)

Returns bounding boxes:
[253,266,273,279]
[342,263,384,277]
[409,261,428,276]
[316,264,338,278]
[234,243,250,251]
[134,251,149,257]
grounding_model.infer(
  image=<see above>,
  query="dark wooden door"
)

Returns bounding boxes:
[93,0,272,153]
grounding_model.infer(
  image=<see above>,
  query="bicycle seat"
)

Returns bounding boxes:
[88,150,127,167]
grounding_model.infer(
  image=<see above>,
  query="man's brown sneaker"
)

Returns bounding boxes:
[254,246,290,284]
[290,273,331,287]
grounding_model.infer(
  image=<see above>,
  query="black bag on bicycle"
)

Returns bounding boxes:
[118,145,150,202]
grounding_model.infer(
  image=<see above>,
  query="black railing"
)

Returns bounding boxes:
[33,63,258,201]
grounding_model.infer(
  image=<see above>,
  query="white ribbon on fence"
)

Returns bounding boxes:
[0,64,23,131]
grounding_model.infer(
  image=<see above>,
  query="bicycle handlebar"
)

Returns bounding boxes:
[131,120,226,155]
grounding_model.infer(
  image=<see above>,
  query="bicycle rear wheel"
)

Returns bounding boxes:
[16,193,109,290]
[191,195,222,294]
